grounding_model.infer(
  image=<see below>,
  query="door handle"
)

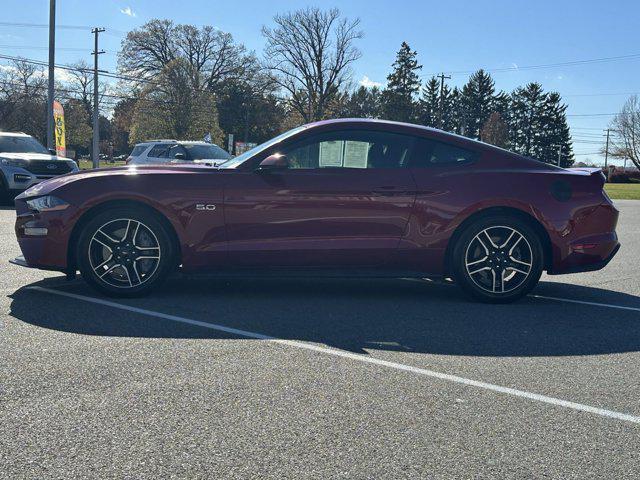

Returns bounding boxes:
[371,186,406,196]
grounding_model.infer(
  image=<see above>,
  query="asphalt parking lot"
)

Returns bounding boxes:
[1,201,639,479]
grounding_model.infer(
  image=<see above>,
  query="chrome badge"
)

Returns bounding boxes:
[196,204,217,211]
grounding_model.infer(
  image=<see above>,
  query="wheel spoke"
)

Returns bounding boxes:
[467,256,488,267]
[98,262,120,278]
[122,262,141,286]
[92,228,118,251]
[475,235,490,255]
[509,256,531,268]
[93,255,114,274]
[468,265,492,276]
[483,230,499,249]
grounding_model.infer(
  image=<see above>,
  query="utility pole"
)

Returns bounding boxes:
[603,128,611,182]
[47,0,56,150]
[551,144,563,167]
[437,73,451,129]
[91,27,105,169]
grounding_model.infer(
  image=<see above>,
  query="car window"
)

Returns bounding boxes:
[283,130,415,170]
[182,144,231,160]
[168,145,189,160]
[415,139,477,166]
[147,144,173,158]
[130,145,147,156]
[0,135,49,154]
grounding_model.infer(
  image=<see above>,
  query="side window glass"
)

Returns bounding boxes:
[168,145,188,160]
[148,144,172,158]
[417,139,477,166]
[284,131,413,170]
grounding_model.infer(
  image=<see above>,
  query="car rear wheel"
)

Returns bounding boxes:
[77,207,175,297]
[451,215,544,303]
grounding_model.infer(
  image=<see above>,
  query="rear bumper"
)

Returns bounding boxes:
[548,242,620,275]
[547,201,620,275]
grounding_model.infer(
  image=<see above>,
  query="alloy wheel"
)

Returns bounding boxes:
[88,218,162,289]
[464,225,533,294]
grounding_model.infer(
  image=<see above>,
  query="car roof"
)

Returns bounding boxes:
[303,118,514,155]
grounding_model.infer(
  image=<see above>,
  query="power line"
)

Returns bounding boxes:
[424,53,640,77]
[0,21,126,35]
[0,44,116,54]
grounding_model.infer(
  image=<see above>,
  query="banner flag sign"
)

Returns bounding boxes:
[53,100,66,157]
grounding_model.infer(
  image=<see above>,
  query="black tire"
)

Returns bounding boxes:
[76,207,176,297]
[451,215,544,303]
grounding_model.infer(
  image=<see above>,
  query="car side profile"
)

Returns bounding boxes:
[11,119,619,303]
[126,140,231,166]
[0,131,79,202]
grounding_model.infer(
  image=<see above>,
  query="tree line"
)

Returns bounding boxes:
[3,7,637,168]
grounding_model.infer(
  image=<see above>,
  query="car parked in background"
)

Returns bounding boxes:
[11,119,619,303]
[126,140,231,166]
[0,132,78,202]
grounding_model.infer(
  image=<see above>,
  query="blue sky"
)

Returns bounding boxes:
[1,0,639,165]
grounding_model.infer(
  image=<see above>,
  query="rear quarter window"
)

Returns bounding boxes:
[413,139,478,167]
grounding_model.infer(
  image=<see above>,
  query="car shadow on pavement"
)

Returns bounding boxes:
[9,276,640,357]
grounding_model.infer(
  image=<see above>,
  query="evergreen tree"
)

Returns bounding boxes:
[381,42,422,122]
[509,83,546,157]
[540,92,574,167]
[344,86,382,118]
[459,69,495,139]
[441,85,459,133]
[418,77,440,127]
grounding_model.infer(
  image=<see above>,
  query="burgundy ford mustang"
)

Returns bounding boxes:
[11,119,619,303]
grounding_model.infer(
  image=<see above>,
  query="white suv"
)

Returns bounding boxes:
[126,140,231,166]
[0,132,78,202]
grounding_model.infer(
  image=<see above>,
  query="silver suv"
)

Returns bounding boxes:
[126,140,232,166]
[0,132,79,202]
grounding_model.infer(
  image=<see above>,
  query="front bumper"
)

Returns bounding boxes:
[13,200,74,272]
[9,255,31,268]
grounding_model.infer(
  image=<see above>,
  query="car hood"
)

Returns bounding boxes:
[0,152,72,162]
[17,163,217,199]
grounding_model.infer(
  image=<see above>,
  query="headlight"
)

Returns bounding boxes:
[25,195,69,212]
[0,157,28,167]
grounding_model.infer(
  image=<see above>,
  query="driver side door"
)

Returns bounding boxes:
[223,129,418,268]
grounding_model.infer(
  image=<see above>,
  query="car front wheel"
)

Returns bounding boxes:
[451,215,544,303]
[77,207,175,297]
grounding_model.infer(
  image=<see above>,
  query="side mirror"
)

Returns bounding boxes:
[48,148,57,156]
[257,154,289,172]
[174,152,186,160]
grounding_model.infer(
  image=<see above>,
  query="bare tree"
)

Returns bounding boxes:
[481,112,509,148]
[118,19,251,92]
[65,61,107,121]
[262,7,363,122]
[0,59,48,140]
[610,95,640,169]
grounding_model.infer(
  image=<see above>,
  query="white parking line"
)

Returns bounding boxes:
[27,285,640,425]
[530,294,640,313]
[404,278,640,313]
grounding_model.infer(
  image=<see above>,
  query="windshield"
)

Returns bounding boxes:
[218,126,307,169]
[184,144,231,160]
[0,135,49,154]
